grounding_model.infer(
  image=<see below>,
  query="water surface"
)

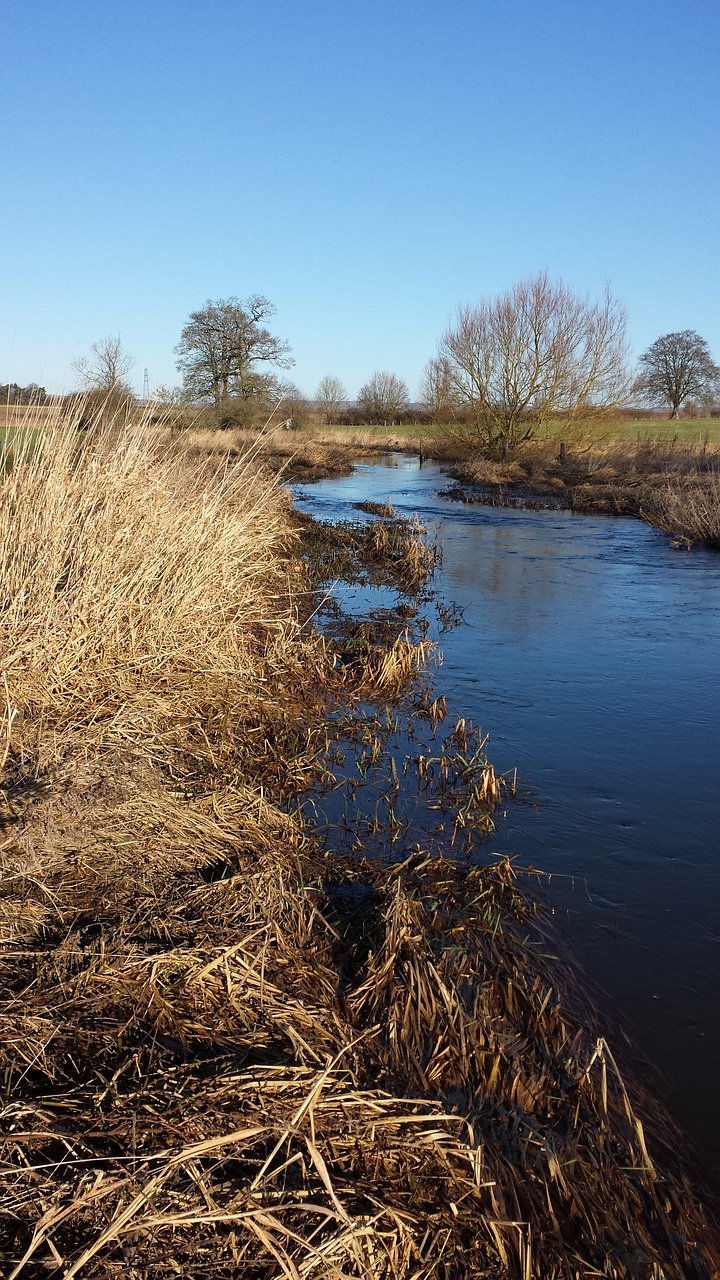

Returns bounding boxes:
[292,455,720,1179]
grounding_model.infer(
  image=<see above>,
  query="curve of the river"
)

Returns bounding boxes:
[292,453,720,1184]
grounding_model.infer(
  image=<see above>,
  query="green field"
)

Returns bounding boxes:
[318,416,720,446]
[594,416,720,444]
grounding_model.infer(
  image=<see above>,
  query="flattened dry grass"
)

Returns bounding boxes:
[296,510,438,595]
[177,423,426,482]
[3,804,719,1277]
[176,424,359,484]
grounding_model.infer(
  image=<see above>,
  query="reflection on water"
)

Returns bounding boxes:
[292,454,720,1183]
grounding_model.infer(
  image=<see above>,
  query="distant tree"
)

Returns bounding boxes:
[635,331,720,419]
[440,272,630,455]
[273,381,311,430]
[72,335,135,394]
[175,297,293,411]
[0,382,48,405]
[152,384,187,406]
[316,375,347,424]
[419,356,459,421]
[24,382,47,402]
[357,371,409,424]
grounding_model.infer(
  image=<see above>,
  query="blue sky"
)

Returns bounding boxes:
[2,0,718,399]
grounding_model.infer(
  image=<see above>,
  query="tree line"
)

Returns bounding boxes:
[165,283,719,446]
[0,383,48,405]
[15,279,718,448]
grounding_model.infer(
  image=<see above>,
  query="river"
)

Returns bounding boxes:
[292,453,720,1183]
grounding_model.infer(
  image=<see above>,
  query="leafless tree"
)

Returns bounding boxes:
[439,273,630,455]
[635,331,720,419]
[175,297,293,409]
[151,384,187,406]
[316,375,347,424]
[72,335,134,393]
[357,371,409,424]
[273,381,311,430]
[419,356,459,421]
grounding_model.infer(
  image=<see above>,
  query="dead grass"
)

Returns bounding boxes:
[450,436,720,541]
[175,423,427,483]
[0,399,315,784]
[1,400,719,1276]
[639,469,720,547]
[296,509,438,596]
[3,795,719,1276]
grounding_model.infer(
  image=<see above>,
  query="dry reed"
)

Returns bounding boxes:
[450,436,720,542]
[0,400,313,782]
[1,402,719,1276]
[641,469,720,547]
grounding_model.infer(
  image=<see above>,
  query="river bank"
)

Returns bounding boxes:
[2,413,719,1276]
[179,422,720,548]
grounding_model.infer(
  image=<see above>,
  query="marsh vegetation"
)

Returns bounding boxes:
[1,401,719,1275]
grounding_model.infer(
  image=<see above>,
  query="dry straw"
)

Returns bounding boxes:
[0,398,312,781]
[1,400,719,1277]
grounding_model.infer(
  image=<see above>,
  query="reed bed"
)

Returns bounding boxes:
[451,436,720,544]
[1,403,719,1276]
[641,469,720,547]
[0,400,316,784]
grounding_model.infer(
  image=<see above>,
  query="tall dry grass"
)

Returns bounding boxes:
[0,400,305,782]
[2,401,720,1276]
[645,475,720,546]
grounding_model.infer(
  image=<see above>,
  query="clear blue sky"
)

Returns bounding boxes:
[2,0,718,399]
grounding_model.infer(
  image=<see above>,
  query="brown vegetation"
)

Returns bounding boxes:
[174,423,427,482]
[450,435,720,544]
[1,403,719,1276]
[641,469,720,548]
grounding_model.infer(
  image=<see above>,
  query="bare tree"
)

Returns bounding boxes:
[72,335,134,393]
[440,273,630,455]
[357,371,409,424]
[272,380,311,430]
[316,375,347,424]
[175,296,293,410]
[635,331,720,419]
[152,384,187,406]
[419,356,459,421]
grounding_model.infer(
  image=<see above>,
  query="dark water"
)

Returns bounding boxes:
[292,454,720,1182]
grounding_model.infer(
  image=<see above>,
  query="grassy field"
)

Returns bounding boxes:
[529,415,720,446]
[310,414,720,445]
